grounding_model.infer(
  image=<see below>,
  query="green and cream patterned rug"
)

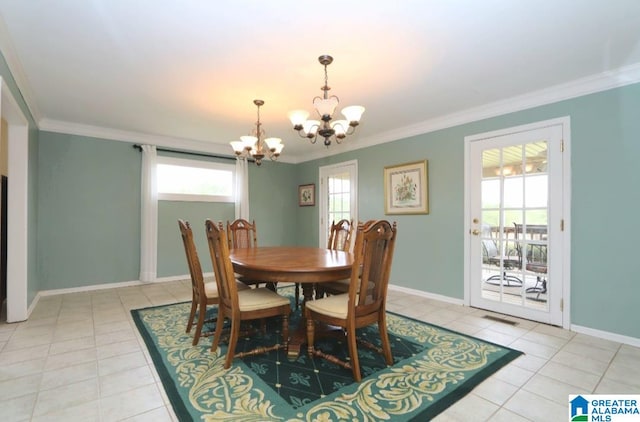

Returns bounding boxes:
[131,287,522,421]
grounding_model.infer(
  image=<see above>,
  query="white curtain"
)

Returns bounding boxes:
[140,145,158,282]
[235,157,250,220]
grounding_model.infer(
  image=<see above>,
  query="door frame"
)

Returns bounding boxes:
[463,117,571,328]
[318,160,358,249]
[1,77,30,322]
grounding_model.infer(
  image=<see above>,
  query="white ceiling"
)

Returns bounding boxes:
[1,1,640,162]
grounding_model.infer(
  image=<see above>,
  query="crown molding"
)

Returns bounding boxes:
[0,15,41,123]
[39,118,231,156]
[299,62,640,163]
[38,118,299,163]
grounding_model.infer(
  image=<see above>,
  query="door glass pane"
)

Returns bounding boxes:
[503,176,523,208]
[328,172,351,234]
[525,175,548,208]
[481,179,500,209]
[525,209,547,225]
[480,141,549,311]
[525,141,547,175]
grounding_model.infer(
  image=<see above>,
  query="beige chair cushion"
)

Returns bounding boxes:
[204,280,249,298]
[237,288,290,312]
[306,293,349,319]
[203,282,218,298]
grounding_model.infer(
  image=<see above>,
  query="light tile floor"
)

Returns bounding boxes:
[0,280,638,421]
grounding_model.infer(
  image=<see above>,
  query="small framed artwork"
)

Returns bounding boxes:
[383,160,429,215]
[298,183,315,207]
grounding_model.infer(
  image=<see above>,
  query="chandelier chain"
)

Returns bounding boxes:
[323,63,329,96]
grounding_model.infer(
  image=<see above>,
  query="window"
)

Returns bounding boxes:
[156,156,235,202]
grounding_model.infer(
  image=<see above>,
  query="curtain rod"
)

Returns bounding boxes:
[132,144,246,162]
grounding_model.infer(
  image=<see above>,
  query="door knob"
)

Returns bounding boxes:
[471,229,480,235]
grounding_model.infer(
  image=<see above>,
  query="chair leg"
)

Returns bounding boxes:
[186,298,197,333]
[306,316,315,358]
[192,302,207,346]
[224,317,240,369]
[266,282,277,291]
[210,308,225,353]
[347,326,361,382]
[378,314,393,366]
[281,314,290,353]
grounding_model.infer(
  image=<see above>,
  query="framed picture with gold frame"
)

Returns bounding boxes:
[298,183,315,207]
[383,160,429,215]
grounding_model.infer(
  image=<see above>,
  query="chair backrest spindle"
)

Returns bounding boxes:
[206,220,240,313]
[328,219,353,252]
[227,219,258,250]
[349,220,397,316]
[178,219,204,301]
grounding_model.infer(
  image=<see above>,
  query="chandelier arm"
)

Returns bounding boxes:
[312,95,324,118]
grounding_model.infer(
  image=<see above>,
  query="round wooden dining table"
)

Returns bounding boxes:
[229,246,353,304]
[229,246,353,358]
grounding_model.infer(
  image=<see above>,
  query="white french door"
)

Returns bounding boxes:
[465,118,570,326]
[318,160,358,249]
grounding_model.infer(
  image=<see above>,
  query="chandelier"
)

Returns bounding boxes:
[230,99,283,166]
[288,55,365,147]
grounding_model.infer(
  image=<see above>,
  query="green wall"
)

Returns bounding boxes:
[157,201,234,277]
[37,132,141,289]
[296,82,640,339]
[247,160,298,247]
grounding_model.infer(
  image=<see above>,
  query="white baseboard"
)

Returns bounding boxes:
[571,324,640,349]
[29,274,208,314]
[34,273,214,299]
[26,295,40,320]
[388,283,640,348]
[37,279,146,297]
[388,283,465,306]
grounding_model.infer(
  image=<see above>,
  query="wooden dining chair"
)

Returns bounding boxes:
[206,219,291,369]
[315,219,354,299]
[226,219,270,289]
[178,219,249,346]
[226,218,258,250]
[305,220,397,382]
[328,219,353,251]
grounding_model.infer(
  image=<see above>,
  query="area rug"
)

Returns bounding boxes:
[131,287,522,421]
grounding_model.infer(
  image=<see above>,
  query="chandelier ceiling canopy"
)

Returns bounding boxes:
[230,99,283,166]
[288,55,365,147]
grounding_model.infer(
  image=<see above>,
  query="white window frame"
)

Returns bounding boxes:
[156,156,235,203]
